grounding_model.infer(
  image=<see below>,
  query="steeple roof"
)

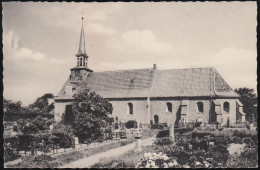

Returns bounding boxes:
[76,17,88,57]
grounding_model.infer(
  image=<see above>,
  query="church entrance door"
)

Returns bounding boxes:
[209,102,217,123]
[154,115,159,124]
[64,105,74,124]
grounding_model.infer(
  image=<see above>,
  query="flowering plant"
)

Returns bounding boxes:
[135,152,180,168]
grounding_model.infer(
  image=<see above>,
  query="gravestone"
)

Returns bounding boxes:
[74,137,79,145]
[169,115,176,143]
[169,124,175,142]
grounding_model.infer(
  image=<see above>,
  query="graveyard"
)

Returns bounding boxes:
[5,121,258,168]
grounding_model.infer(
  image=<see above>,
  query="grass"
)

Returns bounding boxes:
[92,145,159,168]
[5,137,136,168]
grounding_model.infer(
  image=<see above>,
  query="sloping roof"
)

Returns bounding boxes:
[150,67,238,98]
[76,69,156,98]
[150,68,216,97]
[56,67,239,100]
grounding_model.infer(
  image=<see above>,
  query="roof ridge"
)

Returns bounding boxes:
[94,68,155,73]
[92,67,214,73]
[158,67,214,71]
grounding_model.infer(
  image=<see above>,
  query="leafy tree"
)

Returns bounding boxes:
[29,93,54,110]
[3,98,22,121]
[19,116,54,134]
[235,88,257,123]
[72,89,112,143]
[49,123,75,148]
[28,93,55,118]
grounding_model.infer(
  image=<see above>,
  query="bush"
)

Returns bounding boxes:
[136,152,181,168]
[175,127,193,134]
[4,136,20,162]
[125,120,137,129]
[229,123,246,128]
[156,130,169,138]
[151,124,164,130]
[17,155,54,168]
[50,123,75,148]
[154,137,173,146]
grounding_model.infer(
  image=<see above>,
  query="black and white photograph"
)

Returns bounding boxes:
[3,2,258,168]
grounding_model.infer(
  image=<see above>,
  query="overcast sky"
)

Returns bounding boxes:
[3,2,257,106]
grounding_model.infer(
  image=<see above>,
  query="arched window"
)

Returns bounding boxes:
[127,103,133,115]
[223,102,230,113]
[166,102,172,112]
[197,102,204,113]
[108,103,113,114]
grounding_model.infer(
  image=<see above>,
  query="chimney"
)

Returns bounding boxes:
[153,64,157,69]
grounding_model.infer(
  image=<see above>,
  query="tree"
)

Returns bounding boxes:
[3,98,22,121]
[235,88,257,123]
[49,123,75,148]
[72,89,112,143]
[19,116,54,134]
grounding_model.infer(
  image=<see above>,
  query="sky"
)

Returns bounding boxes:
[3,2,257,106]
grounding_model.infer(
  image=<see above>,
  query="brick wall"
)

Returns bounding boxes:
[150,100,180,125]
[54,97,239,126]
[108,99,150,124]
[213,98,238,125]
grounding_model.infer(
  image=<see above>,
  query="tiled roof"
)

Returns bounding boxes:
[76,69,156,98]
[150,67,238,98]
[56,67,238,99]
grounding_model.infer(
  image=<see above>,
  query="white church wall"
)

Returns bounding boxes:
[54,101,72,122]
[108,99,149,124]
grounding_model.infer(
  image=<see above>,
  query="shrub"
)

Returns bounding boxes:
[136,152,181,168]
[151,124,164,130]
[230,124,246,128]
[125,120,137,129]
[156,130,169,138]
[4,136,20,162]
[50,123,75,148]
[154,137,173,146]
[175,127,193,134]
[17,155,54,168]
[186,122,195,128]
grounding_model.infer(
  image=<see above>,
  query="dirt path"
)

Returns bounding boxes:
[58,136,155,168]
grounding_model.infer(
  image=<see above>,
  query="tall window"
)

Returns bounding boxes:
[127,103,133,115]
[166,102,172,112]
[197,102,204,113]
[223,102,230,113]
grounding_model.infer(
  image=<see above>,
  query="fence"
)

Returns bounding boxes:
[15,131,128,157]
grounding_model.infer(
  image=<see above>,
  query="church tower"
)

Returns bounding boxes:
[70,16,93,81]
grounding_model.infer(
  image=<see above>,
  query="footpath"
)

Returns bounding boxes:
[58,136,155,168]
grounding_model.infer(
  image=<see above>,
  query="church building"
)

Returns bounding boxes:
[54,18,246,127]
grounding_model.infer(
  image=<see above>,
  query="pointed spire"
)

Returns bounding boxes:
[76,12,88,58]
[78,16,86,54]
